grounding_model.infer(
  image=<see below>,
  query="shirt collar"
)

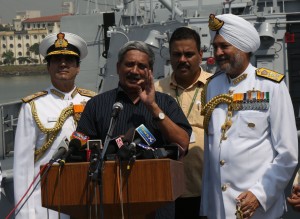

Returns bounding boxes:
[50,86,78,100]
[169,67,209,90]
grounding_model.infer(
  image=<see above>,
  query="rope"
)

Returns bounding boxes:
[29,101,74,162]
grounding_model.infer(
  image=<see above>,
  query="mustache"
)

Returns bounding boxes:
[176,62,190,69]
[215,56,229,62]
[126,73,143,80]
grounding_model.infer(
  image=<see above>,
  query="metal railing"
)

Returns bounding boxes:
[0,101,22,160]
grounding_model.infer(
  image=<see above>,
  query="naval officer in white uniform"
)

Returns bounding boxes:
[200,14,298,219]
[13,32,96,219]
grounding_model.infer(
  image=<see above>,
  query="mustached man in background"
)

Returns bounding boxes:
[155,27,212,219]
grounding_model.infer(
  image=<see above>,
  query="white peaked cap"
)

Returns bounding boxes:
[39,32,88,60]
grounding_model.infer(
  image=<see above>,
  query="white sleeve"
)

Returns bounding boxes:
[13,103,38,218]
[249,81,298,211]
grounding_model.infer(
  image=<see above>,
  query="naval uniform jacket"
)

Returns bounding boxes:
[200,64,298,219]
[13,86,93,219]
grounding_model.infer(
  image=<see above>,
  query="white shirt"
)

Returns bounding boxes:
[13,86,92,219]
[200,64,298,219]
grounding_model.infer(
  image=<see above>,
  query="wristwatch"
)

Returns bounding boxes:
[153,112,165,121]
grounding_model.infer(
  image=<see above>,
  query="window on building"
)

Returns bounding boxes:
[9,44,13,48]
[26,43,30,48]
[26,51,30,56]
[18,43,22,48]
[2,44,6,49]
[9,36,13,40]
[18,35,21,40]
[26,35,29,39]
[18,52,22,56]
[2,36,5,40]
[43,24,46,28]
[37,24,40,28]
[34,35,37,39]
[33,24,36,28]
[27,24,30,28]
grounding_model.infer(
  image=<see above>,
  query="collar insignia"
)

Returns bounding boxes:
[232,74,247,85]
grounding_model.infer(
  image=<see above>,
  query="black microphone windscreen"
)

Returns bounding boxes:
[123,127,136,143]
[61,138,82,163]
[69,138,82,150]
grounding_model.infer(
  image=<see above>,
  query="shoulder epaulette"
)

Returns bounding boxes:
[256,68,284,83]
[77,88,97,97]
[21,91,48,103]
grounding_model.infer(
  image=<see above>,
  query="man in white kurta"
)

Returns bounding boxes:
[200,14,298,219]
[13,32,96,219]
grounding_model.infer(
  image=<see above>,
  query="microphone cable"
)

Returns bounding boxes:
[116,158,125,219]
[5,163,52,219]
[116,157,135,219]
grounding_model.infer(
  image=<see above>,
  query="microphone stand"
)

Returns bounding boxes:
[90,114,119,219]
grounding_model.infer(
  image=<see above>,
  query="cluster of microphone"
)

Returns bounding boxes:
[50,102,180,165]
[50,128,179,165]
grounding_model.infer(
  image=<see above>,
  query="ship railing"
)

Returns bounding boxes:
[0,101,22,160]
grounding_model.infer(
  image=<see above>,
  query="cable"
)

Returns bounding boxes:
[14,163,53,218]
[117,159,125,219]
[5,163,52,219]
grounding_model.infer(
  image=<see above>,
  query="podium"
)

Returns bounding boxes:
[41,159,184,219]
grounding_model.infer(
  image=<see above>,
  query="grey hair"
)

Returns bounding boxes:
[118,41,155,70]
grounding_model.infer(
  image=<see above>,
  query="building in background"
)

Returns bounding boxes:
[0,0,80,66]
[0,11,71,65]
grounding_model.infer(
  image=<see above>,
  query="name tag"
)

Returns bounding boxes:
[48,117,58,122]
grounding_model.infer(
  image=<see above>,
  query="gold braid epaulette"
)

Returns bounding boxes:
[29,101,74,162]
[201,94,233,134]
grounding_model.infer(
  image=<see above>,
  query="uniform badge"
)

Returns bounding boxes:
[54,32,69,48]
[73,101,87,122]
[232,89,269,111]
[208,14,224,31]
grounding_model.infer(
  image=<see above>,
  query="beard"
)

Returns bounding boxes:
[217,51,245,77]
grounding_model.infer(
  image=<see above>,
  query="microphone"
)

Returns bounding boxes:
[153,145,179,160]
[70,131,90,147]
[50,137,69,164]
[59,138,81,166]
[135,124,156,146]
[104,136,124,160]
[101,102,124,160]
[122,124,156,160]
[111,102,123,118]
